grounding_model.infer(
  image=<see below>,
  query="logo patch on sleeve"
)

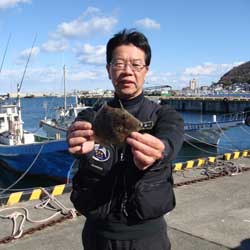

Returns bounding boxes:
[92,144,110,162]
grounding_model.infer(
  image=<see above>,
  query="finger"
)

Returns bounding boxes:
[68,140,94,155]
[68,137,87,147]
[68,129,94,139]
[68,145,83,154]
[127,137,163,160]
[69,121,92,132]
[132,149,154,170]
[129,132,165,151]
[81,141,95,154]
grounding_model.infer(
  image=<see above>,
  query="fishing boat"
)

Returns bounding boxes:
[41,98,248,146]
[38,67,249,147]
[184,112,248,145]
[0,95,75,183]
[0,39,75,183]
[39,96,90,139]
[40,65,91,139]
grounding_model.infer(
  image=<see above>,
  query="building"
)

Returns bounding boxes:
[189,78,197,90]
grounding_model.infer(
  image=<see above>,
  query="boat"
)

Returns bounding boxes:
[0,95,75,183]
[38,66,249,146]
[0,41,75,183]
[0,139,75,183]
[39,96,90,139]
[40,65,91,139]
[184,112,248,145]
[24,94,35,98]
[0,98,34,145]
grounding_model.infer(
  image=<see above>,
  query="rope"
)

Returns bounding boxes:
[0,33,11,74]
[239,125,250,136]
[66,159,77,184]
[183,138,220,155]
[214,122,239,151]
[200,160,242,177]
[0,187,77,239]
[0,143,45,195]
[184,133,236,152]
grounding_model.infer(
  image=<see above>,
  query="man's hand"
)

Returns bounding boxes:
[126,132,165,170]
[67,121,95,155]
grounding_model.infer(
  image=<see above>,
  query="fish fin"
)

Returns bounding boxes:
[118,99,125,110]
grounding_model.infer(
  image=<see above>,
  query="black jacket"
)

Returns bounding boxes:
[70,93,184,239]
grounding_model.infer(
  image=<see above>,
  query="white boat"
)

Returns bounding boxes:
[0,95,35,145]
[184,112,248,145]
[39,102,89,139]
[0,95,75,183]
[0,39,75,182]
[38,66,250,146]
[40,65,90,139]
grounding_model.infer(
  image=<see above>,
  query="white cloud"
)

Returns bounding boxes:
[146,71,175,84]
[75,43,106,65]
[135,18,160,29]
[143,62,248,90]
[0,68,21,82]
[16,46,40,63]
[41,40,68,53]
[0,65,108,92]
[82,6,101,17]
[70,71,100,81]
[55,13,117,39]
[184,64,216,76]
[0,0,31,10]
[183,62,246,77]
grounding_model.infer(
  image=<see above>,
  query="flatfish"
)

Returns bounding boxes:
[92,103,154,146]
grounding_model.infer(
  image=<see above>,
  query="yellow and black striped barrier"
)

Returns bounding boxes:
[174,158,206,171]
[0,184,72,207]
[173,156,216,171]
[223,150,250,161]
[173,149,250,171]
[1,149,250,207]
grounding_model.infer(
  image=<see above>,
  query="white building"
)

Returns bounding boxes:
[189,78,197,90]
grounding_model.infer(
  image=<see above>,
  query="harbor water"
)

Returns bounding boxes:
[1,96,250,190]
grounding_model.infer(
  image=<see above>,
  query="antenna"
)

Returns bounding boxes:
[18,34,37,92]
[0,33,11,74]
[63,65,66,110]
[16,34,37,143]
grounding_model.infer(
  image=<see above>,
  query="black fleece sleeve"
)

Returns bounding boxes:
[153,105,184,161]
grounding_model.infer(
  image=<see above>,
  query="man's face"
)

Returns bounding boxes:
[106,44,148,100]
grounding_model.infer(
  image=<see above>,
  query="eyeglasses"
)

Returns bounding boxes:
[110,60,146,72]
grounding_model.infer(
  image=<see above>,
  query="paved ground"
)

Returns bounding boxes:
[0,157,250,250]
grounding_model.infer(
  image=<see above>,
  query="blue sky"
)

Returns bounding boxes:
[0,0,249,94]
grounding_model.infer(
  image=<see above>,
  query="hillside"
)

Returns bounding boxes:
[217,61,250,86]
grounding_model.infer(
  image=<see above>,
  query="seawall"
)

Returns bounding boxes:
[161,96,250,113]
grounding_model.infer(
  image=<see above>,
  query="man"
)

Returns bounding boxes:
[67,29,184,250]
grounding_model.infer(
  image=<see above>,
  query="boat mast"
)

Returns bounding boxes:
[17,35,37,143]
[63,65,66,110]
[0,34,11,74]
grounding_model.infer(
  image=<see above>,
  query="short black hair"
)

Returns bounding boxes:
[106,29,151,66]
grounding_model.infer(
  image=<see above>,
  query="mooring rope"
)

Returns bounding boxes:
[0,187,76,239]
[214,122,240,151]
[184,133,236,152]
[0,143,45,195]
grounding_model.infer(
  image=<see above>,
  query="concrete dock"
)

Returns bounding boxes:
[0,157,250,250]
